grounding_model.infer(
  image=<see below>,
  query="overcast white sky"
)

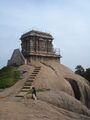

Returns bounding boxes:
[0,0,90,70]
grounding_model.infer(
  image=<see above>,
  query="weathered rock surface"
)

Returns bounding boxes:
[0,61,90,120]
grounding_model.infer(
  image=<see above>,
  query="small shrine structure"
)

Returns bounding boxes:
[20,30,61,63]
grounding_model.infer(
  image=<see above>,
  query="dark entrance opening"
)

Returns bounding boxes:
[65,78,81,100]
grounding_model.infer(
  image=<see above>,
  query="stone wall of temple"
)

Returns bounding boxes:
[20,30,61,63]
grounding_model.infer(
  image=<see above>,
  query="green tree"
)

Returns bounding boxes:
[75,65,90,83]
[84,68,90,83]
[75,65,85,77]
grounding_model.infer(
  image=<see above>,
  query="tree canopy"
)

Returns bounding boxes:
[75,65,90,83]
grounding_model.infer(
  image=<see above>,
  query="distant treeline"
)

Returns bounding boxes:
[75,65,90,83]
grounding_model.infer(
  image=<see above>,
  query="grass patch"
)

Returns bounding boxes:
[0,66,20,89]
[36,88,50,92]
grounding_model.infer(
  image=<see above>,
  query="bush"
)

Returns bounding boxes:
[0,66,20,89]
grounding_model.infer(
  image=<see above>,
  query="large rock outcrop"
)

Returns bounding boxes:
[0,61,90,120]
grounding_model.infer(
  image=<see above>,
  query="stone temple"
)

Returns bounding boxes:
[8,30,62,66]
[3,30,90,120]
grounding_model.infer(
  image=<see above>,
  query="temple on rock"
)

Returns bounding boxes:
[8,30,61,66]
[20,30,61,63]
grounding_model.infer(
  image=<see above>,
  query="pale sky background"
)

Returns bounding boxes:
[0,0,90,70]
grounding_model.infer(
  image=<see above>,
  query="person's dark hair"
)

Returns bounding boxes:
[32,87,35,89]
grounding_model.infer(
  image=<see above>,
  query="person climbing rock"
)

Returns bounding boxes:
[32,87,37,100]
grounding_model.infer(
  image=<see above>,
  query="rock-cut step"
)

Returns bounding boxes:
[23,86,31,89]
[21,88,31,92]
[32,72,38,75]
[15,66,41,97]
[25,81,32,86]
[30,74,37,77]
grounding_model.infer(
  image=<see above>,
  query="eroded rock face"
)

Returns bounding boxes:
[0,61,90,120]
[78,81,90,109]
[84,86,90,108]
[65,78,90,109]
[33,61,90,111]
[38,91,90,116]
[65,78,81,100]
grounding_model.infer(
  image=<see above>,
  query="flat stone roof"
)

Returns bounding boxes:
[20,30,53,40]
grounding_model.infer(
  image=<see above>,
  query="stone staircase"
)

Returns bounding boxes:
[16,66,41,97]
